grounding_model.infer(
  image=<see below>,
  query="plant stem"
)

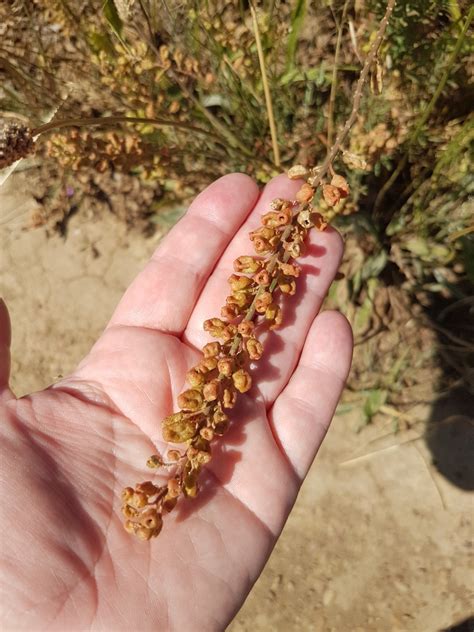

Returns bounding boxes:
[250,1,281,167]
[311,0,396,191]
[327,0,352,150]
[31,115,217,138]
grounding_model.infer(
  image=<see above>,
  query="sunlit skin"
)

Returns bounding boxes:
[0,174,352,630]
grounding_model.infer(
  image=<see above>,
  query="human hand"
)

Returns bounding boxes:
[0,174,352,630]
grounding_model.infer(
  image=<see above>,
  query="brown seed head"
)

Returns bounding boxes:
[0,123,35,169]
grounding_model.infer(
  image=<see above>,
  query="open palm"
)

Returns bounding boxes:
[0,174,352,630]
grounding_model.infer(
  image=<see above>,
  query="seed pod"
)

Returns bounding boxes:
[228,274,253,292]
[129,491,147,509]
[162,411,197,442]
[203,341,221,357]
[186,368,205,387]
[246,337,263,360]
[203,379,220,402]
[177,389,204,412]
[322,184,341,207]
[203,317,226,338]
[140,509,162,531]
[232,369,252,393]
[279,262,301,277]
[198,356,218,372]
[136,481,159,496]
[296,183,315,204]
[233,256,262,274]
[238,320,255,337]
[254,269,270,286]
[287,164,309,180]
[297,209,314,229]
[278,276,296,295]
[217,357,234,377]
[221,304,240,320]
[200,427,214,441]
[255,291,273,313]
[167,449,181,462]
[146,454,163,468]
[331,174,350,197]
[265,303,283,329]
[227,291,251,309]
[222,387,237,409]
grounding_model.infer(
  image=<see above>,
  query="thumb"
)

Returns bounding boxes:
[0,298,13,398]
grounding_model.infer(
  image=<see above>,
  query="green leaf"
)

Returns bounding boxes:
[404,236,430,257]
[286,0,307,71]
[361,250,388,280]
[363,389,388,420]
[103,0,123,38]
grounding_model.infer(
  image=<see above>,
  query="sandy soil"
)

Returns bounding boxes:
[1,172,472,631]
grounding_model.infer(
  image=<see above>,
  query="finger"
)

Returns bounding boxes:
[183,174,302,347]
[108,173,259,336]
[183,174,344,404]
[0,298,13,399]
[269,310,353,480]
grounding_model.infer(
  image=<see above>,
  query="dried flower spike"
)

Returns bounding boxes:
[121,0,397,539]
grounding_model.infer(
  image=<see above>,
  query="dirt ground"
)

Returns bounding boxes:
[1,172,472,631]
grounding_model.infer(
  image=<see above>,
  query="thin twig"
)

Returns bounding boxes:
[310,0,396,191]
[31,116,217,138]
[250,2,281,167]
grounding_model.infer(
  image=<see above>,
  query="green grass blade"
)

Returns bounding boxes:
[286,0,307,71]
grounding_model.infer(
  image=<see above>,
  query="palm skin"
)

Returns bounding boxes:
[0,174,352,631]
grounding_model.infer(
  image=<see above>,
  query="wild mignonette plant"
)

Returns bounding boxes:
[118,0,396,542]
[0,0,396,541]
[121,167,351,540]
